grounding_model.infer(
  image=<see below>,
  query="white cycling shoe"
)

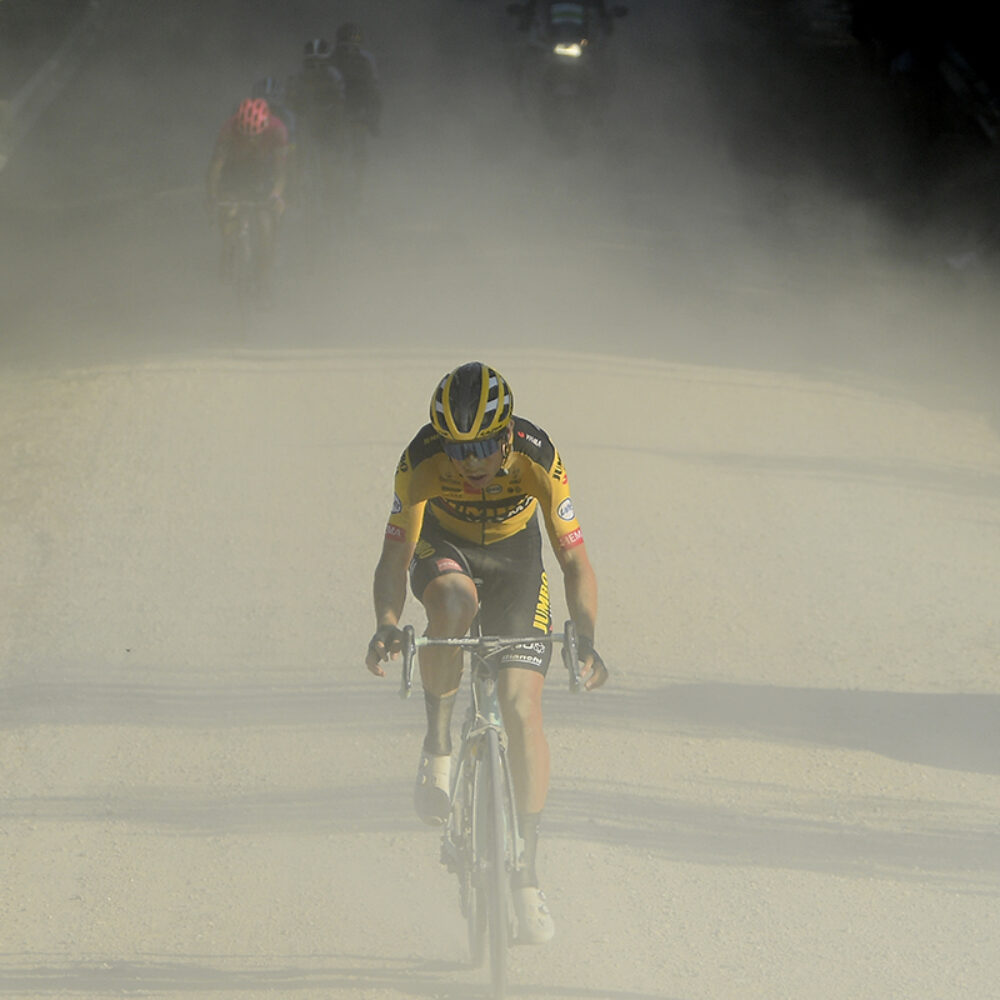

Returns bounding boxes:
[513,885,555,945]
[414,752,451,826]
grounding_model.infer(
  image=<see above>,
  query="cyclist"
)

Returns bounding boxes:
[364,361,608,945]
[251,76,299,206]
[286,38,346,221]
[514,0,623,35]
[330,21,382,200]
[206,96,289,288]
[251,76,296,140]
[287,37,346,133]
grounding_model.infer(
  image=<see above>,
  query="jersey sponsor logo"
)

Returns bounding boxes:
[533,572,551,631]
[432,494,535,525]
[558,527,583,549]
[435,557,464,573]
[517,429,543,448]
[557,497,575,521]
[501,651,545,668]
[385,523,406,542]
[391,493,402,514]
[486,484,503,495]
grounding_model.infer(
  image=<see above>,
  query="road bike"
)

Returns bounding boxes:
[216,199,273,324]
[399,619,582,999]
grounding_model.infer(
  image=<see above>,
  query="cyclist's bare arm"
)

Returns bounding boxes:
[555,540,607,690]
[556,540,597,637]
[365,534,415,675]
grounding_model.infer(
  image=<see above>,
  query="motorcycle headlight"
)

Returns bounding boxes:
[553,41,584,58]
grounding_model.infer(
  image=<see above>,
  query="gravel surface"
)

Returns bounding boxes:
[2,3,999,999]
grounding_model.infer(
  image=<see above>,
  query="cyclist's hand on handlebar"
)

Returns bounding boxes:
[365,624,405,677]
[575,635,609,691]
[583,648,609,690]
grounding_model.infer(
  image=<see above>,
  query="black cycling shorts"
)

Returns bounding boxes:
[409,511,553,674]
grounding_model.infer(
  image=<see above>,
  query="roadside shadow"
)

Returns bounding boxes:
[0,782,414,836]
[665,447,1000,502]
[550,682,1000,776]
[545,782,1000,892]
[0,954,676,999]
[7,772,994,893]
[0,675,415,730]
[543,681,1000,889]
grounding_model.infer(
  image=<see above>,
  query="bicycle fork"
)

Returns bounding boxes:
[442,720,523,894]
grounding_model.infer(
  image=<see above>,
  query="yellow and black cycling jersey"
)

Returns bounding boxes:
[385,416,584,551]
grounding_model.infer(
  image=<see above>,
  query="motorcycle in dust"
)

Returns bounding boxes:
[507,1,628,151]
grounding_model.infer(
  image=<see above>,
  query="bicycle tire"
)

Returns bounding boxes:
[234,217,255,325]
[457,751,486,968]
[466,880,487,969]
[481,727,509,998]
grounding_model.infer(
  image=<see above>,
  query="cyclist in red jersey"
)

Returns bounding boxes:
[365,362,608,945]
[206,97,289,288]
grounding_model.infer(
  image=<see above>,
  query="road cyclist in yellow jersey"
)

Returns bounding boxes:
[365,361,608,945]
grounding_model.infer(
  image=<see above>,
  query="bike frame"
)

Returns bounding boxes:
[398,620,581,997]
[216,199,272,319]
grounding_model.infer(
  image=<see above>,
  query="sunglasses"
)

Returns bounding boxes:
[442,434,504,461]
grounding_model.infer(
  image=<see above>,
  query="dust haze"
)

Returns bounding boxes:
[3,0,997,387]
[2,1,999,999]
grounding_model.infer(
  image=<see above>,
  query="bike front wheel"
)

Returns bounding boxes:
[455,751,486,969]
[233,219,256,326]
[478,727,510,998]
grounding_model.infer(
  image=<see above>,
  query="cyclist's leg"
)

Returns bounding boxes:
[217,204,238,280]
[410,530,479,824]
[347,119,367,204]
[498,666,555,942]
[497,667,549,818]
[411,541,478,701]
[478,522,553,820]
[478,523,556,942]
[215,174,244,281]
[255,205,275,287]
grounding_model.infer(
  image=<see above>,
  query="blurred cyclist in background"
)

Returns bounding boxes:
[206,96,289,289]
[512,0,622,35]
[330,21,382,204]
[251,76,298,204]
[286,38,346,226]
[252,76,297,141]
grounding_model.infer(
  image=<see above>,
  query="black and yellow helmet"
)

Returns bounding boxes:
[430,362,514,443]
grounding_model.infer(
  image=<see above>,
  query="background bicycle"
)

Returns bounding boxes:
[215,198,276,323]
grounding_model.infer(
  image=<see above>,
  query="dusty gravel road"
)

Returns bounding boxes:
[2,2,999,999]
